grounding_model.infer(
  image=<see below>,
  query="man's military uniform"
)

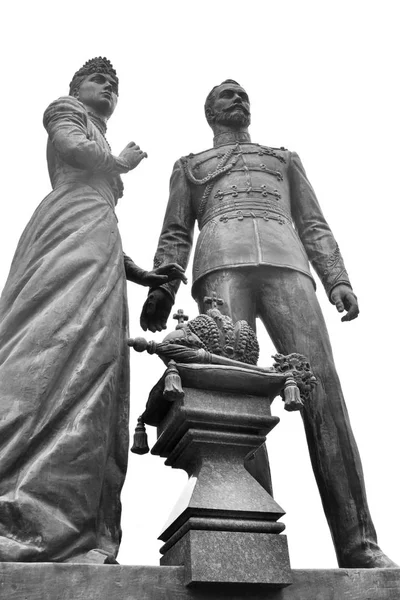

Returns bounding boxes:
[152,131,382,567]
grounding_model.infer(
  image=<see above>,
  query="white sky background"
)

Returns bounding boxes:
[1,0,399,569]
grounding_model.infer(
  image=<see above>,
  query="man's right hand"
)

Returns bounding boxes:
[140,288,174,332]
[119,142,147,170]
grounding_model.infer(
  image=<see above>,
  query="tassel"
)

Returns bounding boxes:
[130,416,150,455]
[163,360,184,402]
[283,375,303,412]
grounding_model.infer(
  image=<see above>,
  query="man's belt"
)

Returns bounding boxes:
[199,199,292,229]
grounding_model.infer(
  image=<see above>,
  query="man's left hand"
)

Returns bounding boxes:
[141,263,187,288]
[331,284,359,322]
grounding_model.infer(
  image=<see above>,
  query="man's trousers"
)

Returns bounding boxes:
[194,266,380,567]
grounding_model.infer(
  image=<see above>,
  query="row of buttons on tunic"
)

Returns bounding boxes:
[214,185,281,200]
[219,210,286,225]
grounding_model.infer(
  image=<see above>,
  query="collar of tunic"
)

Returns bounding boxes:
[213,130,251,147]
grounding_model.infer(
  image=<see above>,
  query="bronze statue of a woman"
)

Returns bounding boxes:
[0,57,184,564]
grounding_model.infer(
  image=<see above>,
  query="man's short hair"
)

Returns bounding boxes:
[204,79,242,123]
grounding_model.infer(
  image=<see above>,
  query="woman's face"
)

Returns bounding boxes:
[77,72,118,118]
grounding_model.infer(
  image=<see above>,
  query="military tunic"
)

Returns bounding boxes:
[154,136,351,303]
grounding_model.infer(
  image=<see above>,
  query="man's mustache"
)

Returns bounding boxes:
[226,104,250,116]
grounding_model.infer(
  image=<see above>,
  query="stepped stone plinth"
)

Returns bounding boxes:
[145,362,292,587]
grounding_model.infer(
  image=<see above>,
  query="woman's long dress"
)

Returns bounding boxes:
[0,97,130,563]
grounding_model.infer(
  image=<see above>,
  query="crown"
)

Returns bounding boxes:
[186,310,259,365]
[69,57,118,95]
[165,294,259,365]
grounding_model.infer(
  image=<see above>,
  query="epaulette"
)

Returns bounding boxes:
[261,145,288,152]
[257,145,288,164]
[185,147,214,160]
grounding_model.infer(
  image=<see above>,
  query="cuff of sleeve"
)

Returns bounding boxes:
[328,279,353,303]
[124,254,147,284]
[317,243,352,303]
[115,157,131,174]
[150,283,175,303]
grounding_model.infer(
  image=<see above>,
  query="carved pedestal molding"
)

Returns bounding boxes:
[149,364,292,587]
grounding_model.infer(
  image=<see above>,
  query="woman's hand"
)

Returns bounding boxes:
[119,142,147,170]
[141,263,187,287]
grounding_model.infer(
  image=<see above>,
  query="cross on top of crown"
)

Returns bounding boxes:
[173,308,189,329]
[204,291,224,309]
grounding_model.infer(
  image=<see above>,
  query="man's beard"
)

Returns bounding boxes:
[214,107,251,129]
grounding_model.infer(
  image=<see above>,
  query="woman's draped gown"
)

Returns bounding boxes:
[0,96,130,563]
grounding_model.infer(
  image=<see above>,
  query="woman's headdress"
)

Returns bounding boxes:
[69,57,118,96]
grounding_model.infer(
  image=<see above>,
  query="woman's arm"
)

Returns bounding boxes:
[43,96,130,175]
[124,254,187,287]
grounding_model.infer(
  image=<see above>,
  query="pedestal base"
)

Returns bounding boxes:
[160,530,291,586]
[1,564,400,599]
[150,379,290,587]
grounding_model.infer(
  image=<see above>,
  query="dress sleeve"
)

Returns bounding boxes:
[43,96,130,175]
[289,151,352,301]
[123,253,148,285]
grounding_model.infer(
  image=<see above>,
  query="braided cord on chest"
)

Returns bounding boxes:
[183,144,240,219]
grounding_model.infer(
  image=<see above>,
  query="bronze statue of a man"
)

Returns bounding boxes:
[0,57,184,564]
[141,79,395,568]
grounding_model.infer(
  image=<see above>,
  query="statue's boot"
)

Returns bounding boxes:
[247,445,398,568]
[342,547,398,568]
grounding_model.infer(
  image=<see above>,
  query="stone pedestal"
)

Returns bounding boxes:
[1,564,400,600]
[147,363,291,587]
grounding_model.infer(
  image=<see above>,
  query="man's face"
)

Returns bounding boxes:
[210,84,251,128]
[77,72,118,118]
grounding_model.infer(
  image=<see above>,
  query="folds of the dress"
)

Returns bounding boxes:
[0,183,129,562]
